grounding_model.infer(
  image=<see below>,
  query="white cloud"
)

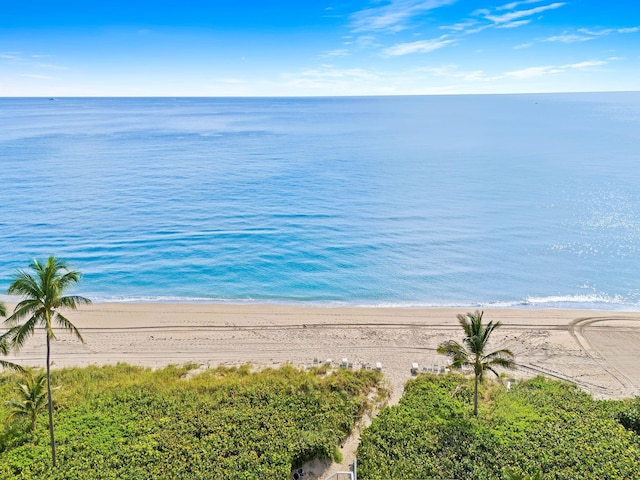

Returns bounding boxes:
[18,73,56,80]
[384,37,455,55]
[537,25,640,46]
[482,2,565,24]
[355,35,380,48]
[295,66,379,81]
[0,52,22,60]
[579,26,640,36]
[497,0,545,11]
[497,19,531,28]
[418,65,490,81]
[504,59,607,79]
[545,33,595,43]
[569,60,608,68]
[350,0,457,33]
[514,42,534,49]
[281,66,389,95]
[321,49,350,58]
[440,19,478,31]
[33,62,67,70]
[0,51,65,70]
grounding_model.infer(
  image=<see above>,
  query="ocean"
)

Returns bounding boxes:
[1,93,639,309]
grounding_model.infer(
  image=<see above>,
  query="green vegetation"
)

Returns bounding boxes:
[0,363,382,479]
[616,396,640,435]
[437,310,515,416]
[357,374,640,479]
[6,370,48,433]
[2,256,91,466]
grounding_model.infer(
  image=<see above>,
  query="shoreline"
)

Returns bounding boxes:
[4,293,639,312]
[3,302,640,402]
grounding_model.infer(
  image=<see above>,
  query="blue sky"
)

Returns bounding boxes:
[1,0,638,96]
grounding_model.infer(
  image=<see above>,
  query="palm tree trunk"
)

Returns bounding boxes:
[46,334,57,467]
[474,372,479,417]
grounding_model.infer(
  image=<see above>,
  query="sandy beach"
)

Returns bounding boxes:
[4,303,640,403]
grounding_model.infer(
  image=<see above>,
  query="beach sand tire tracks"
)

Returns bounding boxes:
[568,316,640,395]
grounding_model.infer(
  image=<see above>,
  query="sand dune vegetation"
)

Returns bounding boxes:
[357,374,640,479]
[0,364,382,479]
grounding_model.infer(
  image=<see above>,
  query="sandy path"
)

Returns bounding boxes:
[3,303,640,478]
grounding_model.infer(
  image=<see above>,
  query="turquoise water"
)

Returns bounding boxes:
[1,93,640,308]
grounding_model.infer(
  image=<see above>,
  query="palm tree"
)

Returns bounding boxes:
[437,310,515,416]
[4,256,91,467]
[6,370,48,433]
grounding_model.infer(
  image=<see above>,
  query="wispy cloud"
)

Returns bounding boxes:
[294,65,379,81]
[18,73,56,80]
[578,26,640,36]
[418,64,490,81]
[282,65,386,94]
[496,19,531,28]
[384,36,455,55]
[321,49,351,58]
[0,52,22,60]
[540,25,640,44]
[445,1,562,35]
[33,62,67,70]
[504,59,607,79]
[496,0,546,11]
[544,33,594,43]
[0,51,66,70]
[350,0,457,33]
[439,19,479,31]
[480,2,565,25]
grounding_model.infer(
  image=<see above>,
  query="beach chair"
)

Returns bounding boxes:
[340,358,348,369]
[411,362,419,375]
[375,361,382,372]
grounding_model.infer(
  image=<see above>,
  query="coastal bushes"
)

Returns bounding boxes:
[0,363,382,479]
[616,396,640,435]
[357,374,640,479]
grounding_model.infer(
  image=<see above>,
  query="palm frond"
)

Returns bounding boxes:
[7,271,42,299]
[57,295,91,309]
[54,312,84,343]
[486,356,516,370]
[0,302,6,318]
[3,299,44,327]
[56,270,81,292]
[437,340,470,368]
[0,359,26,373]
[483,348,515,362]
[8,317,40,350]
[0,332,11,355]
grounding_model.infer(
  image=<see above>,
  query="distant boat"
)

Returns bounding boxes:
[48,98,56,101]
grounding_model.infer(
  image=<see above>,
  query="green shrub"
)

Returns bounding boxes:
[0,364,382,479]
[616,397,640,435]
[357,375,640,480]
